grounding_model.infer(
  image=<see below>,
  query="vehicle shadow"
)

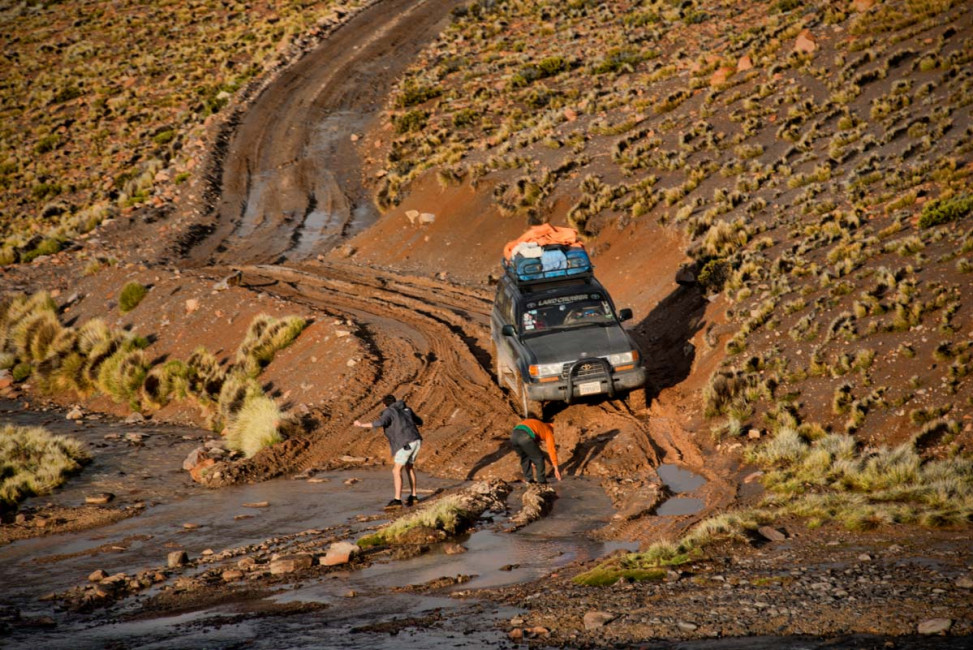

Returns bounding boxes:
[625,281,708,405]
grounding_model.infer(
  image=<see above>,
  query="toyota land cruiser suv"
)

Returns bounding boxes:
[491,267,647,418]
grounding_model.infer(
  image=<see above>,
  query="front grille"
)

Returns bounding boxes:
[565,360,608,380]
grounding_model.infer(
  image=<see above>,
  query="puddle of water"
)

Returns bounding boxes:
[657,464,706,493]
[656,496,705,516]
[656,463,706,516]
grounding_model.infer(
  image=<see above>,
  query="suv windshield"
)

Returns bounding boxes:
[520,291,615,335]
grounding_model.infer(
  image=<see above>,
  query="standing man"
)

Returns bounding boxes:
[354,394,423,508]
[510,418,561,484]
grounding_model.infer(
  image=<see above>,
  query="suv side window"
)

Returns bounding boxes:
[503,287,517,325]
[495,284,514,326]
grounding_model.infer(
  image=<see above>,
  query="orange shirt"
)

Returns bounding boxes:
[517,418,559,469]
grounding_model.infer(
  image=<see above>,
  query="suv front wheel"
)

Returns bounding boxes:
[519,381,544,419]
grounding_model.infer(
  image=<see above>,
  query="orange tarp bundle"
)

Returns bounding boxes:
[503,224,581,260]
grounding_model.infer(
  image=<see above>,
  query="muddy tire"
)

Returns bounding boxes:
[519,381,544,419]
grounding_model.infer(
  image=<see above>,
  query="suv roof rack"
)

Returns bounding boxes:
[502,245,593,286]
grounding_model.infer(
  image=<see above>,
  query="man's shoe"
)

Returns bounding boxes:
[406,495,417,507]
[385,499,403,509]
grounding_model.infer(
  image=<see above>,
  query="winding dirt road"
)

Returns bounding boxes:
[180,0,730,543]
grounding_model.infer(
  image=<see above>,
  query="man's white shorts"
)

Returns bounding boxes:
[394,439,421,465]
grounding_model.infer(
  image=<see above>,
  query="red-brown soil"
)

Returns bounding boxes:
[2,0,971,645]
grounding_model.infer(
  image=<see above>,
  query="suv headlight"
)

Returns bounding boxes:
[529,362,563,378]
[607,350,639,367]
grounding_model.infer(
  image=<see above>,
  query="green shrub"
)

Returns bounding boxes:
[20,237,63,262]
[698,259,730,292]
[918,193,973,229]
[395,81,441,108]
[118,281,148,313]
[0,424,90,511]
[395,109,428,134]
[152,129,175,145]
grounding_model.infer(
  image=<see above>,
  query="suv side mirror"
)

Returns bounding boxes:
[618,308,633,322]
[501,324,516,337]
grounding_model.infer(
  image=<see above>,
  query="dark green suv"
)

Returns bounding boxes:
[490,265,647,417]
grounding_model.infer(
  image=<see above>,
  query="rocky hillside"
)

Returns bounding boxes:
[375,0,973,454]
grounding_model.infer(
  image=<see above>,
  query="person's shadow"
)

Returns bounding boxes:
[466,438,515,480]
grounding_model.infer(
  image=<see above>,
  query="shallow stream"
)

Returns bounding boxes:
[0,402,634,648]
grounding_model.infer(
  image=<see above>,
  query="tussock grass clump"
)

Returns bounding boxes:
[574,509,769,585]
[0,424,90,511]
[234,314,308,377]
[118,282,148,313]
[140,360,193,409]
[223,392,282,458]
[358,495,467,548]
[749,427,973,528]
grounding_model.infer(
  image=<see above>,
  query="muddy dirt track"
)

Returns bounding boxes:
[168,0,730,546]
[187,0,466,267]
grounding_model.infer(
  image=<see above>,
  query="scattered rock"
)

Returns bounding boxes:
[124,432,144,442]
[747,428,762,440]
[185,298,199,314]
[167,551,189,568]
[405,209,420,225]
[84,493,115,505]
[221,570,244,582]
[525,627,549,638]
[508,628,524,641]
[242,501,269,508]
[956,575,973,589]
[709,66,733,87]
[183,447,207,471]
[339,455,367,464]
[321,541,361,566]
[917,618,952,635]
[794,29,817,54]
[0,369,12,389]
[343,477,360,485]
[737,55,753,72]
[182,522,200,530]
[124,413,145,424]
[344,589,357,598]
[418,212,435,225]
[270,554,314,575]
[743,471,764,484]
[757,526,787,542]
[852,0,875,11]
[442,543,467,555]
[583,611,616,630]
[189,458,216,483]
[88,569,108,582]
[66,406,84,420]
[677,621,698,632]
